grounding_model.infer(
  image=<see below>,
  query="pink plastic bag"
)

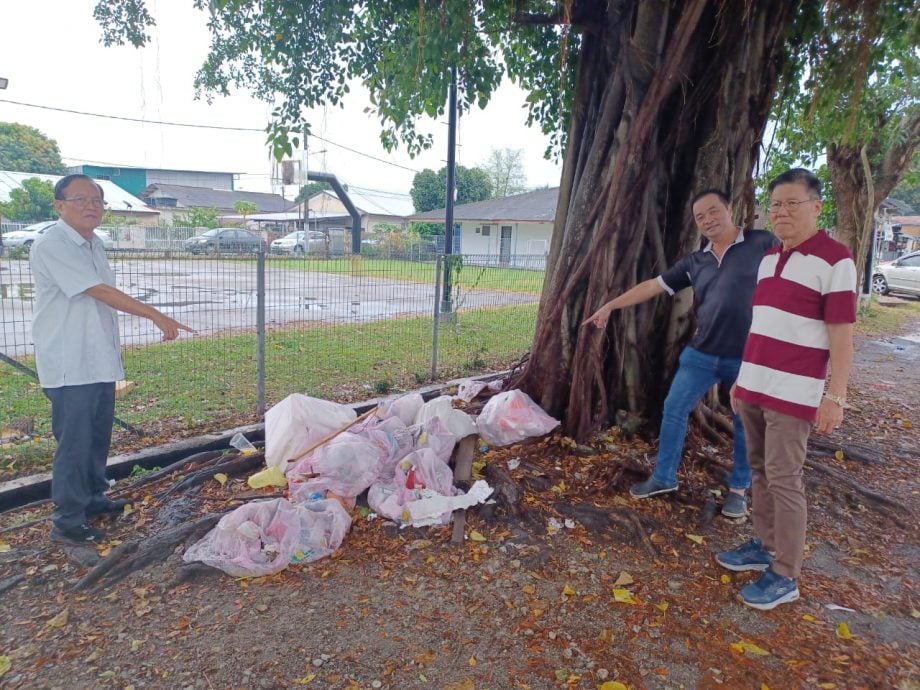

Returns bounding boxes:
[264,394,357,469]
[286,432,385,498]
[476,389,560,447]
[183,498,352,577]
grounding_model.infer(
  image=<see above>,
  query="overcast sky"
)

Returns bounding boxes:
[1,1,564,202]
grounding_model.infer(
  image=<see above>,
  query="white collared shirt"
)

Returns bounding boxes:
[30,220,124,387]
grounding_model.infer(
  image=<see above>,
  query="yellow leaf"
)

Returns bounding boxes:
[469,530,486,542]
[817,684,836,689]
[0,656,10,678]
[730,640,770,656]
[836,622,853,640]
[655,601,669,613]
[130,639,144,651]
[761,684,770,690]
[522,584,536,595]
[612,588,637,605]
[599,550,607,559]
[213,473,228,486]
[292,673,316,685]
[685,534,704,545]
[562,584,576,597]
[614,571,634,587]
[0,541,10,553]
[46,607,70,628]
[720,574,731,584]
[911,608,920,619]
[98,545,112,557]
[598,682,629,690]
[802,614,816,621]
[468,655,477,667]
[901,419,913,429]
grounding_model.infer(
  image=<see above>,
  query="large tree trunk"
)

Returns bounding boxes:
[828,111,920,291]
[517,0,799,440]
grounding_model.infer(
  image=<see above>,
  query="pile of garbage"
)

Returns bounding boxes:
[183,384,560,576]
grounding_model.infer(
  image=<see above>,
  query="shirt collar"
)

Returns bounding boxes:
[783,229,825,255]
[703,227,745,256]
[58,219,94,247]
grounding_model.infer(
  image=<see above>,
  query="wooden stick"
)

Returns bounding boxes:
[285,407,378,466]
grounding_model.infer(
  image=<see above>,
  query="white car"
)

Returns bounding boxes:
[873,250,920,297]
[2,220,115,250]
[270,230,327,255]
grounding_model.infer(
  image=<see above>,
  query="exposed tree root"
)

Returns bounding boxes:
[805,454,908,528]
[110,449,227,498]
[484,463,522,518]
[157,452,265,500]
[74,512,226,591]
[555,502,658,557]
[808,437,886,465]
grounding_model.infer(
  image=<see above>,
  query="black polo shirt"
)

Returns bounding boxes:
[658,229,778,358]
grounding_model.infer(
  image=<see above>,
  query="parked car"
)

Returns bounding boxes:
[872,250,920,298]
[185,227,265,254]
[2,220,114,250]
[270,230,328,255]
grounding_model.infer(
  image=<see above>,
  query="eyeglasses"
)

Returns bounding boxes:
[768,198,817,213]
[61,196,106,208]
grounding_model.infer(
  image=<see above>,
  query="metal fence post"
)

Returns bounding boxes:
[431,254,442,380]
[256,245,266,415]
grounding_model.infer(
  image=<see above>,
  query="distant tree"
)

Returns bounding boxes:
[483,148,528,198]
[181,205,221,229]
[410,165,492,212]
[890,154,920,212]
[234,200,258,222]
[0,178,57,222]
[294,181,333,203]
[0,123,66,174]
[408,221,444,238]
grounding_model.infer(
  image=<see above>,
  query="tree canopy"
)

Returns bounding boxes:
[483,148,529,198]
[0,178,57,222]
[410,165,492,213]
[0,123,66,175]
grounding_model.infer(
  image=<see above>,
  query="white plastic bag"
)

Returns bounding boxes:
[414,395,477,438]
[456,378,505,403]
[476,389,560,447]
[378,392,424,426]
[264,394,356,470]
[286,432,385,498]
[367,449,457,525]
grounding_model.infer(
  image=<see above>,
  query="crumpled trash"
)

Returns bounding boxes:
[414,395,477,438]
[286,432,387,499]
[182,497,351,577]
[476,389,560,447]
[367,448,456,525]
[456,378,505,403]
[415,416,457,465]
[403,480,493,528]
[247,465,288,489]
[229,432,259,454]
[264,394,357,470]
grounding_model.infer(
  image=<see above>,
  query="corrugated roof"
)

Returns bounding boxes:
[410,187,558,222]
[141,184,289,213]
[0,170,158,215]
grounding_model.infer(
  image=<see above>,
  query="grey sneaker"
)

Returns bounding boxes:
[740,568,800,610]
[50,523,105,544]
[716,538,773,572]
[721,491,748,518]
[630,477,678,498]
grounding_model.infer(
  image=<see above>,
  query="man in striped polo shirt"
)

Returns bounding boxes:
[718,168,856,610]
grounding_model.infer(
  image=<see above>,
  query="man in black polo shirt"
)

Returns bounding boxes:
[583,190,778,517]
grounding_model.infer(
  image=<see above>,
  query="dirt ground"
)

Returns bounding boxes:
[1,314,918,690]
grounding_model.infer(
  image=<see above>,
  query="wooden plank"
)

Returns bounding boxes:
[451,435,477,544]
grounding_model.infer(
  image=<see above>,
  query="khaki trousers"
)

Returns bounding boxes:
[736,399,812,579]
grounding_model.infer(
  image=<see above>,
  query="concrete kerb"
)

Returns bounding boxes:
[0,370,510,513]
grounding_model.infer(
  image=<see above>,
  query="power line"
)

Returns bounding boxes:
[0,97,423,174]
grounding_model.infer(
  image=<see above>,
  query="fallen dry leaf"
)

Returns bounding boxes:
[614,571,634,587]
[46,607,70,628]
[611,588,637,605]
[730,639,770,656]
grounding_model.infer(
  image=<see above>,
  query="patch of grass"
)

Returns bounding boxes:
[0,303,537,478]
[856,296,920,337]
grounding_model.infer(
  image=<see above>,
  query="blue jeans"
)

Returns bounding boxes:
[651,347,750,490]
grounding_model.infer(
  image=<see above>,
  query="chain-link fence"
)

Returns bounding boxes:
[0,244,544,474]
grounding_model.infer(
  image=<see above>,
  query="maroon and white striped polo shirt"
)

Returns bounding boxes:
[734,230,857,421]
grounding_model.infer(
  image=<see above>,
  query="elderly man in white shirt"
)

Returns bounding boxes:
[31,174,193,544]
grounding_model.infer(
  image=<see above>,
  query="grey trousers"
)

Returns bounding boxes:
[44,382,116,530]
[736,399,812,579]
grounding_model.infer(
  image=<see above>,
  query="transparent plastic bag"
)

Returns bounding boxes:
[476,389,560,447]
[264,394,356,470]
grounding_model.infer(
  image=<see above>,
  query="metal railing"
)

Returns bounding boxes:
[0,246,545,466]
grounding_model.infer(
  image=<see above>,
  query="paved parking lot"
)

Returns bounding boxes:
[0,257,538,356]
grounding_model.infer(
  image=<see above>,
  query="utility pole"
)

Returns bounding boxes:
[440,65,458,314]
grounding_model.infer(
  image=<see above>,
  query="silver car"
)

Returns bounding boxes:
[873,250,920,297]
[270,230,328,255]
[2,220,114,250]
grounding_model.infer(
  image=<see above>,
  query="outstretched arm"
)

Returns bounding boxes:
[581,278,666,329]
[85,284,195,341]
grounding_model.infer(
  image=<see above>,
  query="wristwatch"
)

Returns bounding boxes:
[823,392,846,407]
